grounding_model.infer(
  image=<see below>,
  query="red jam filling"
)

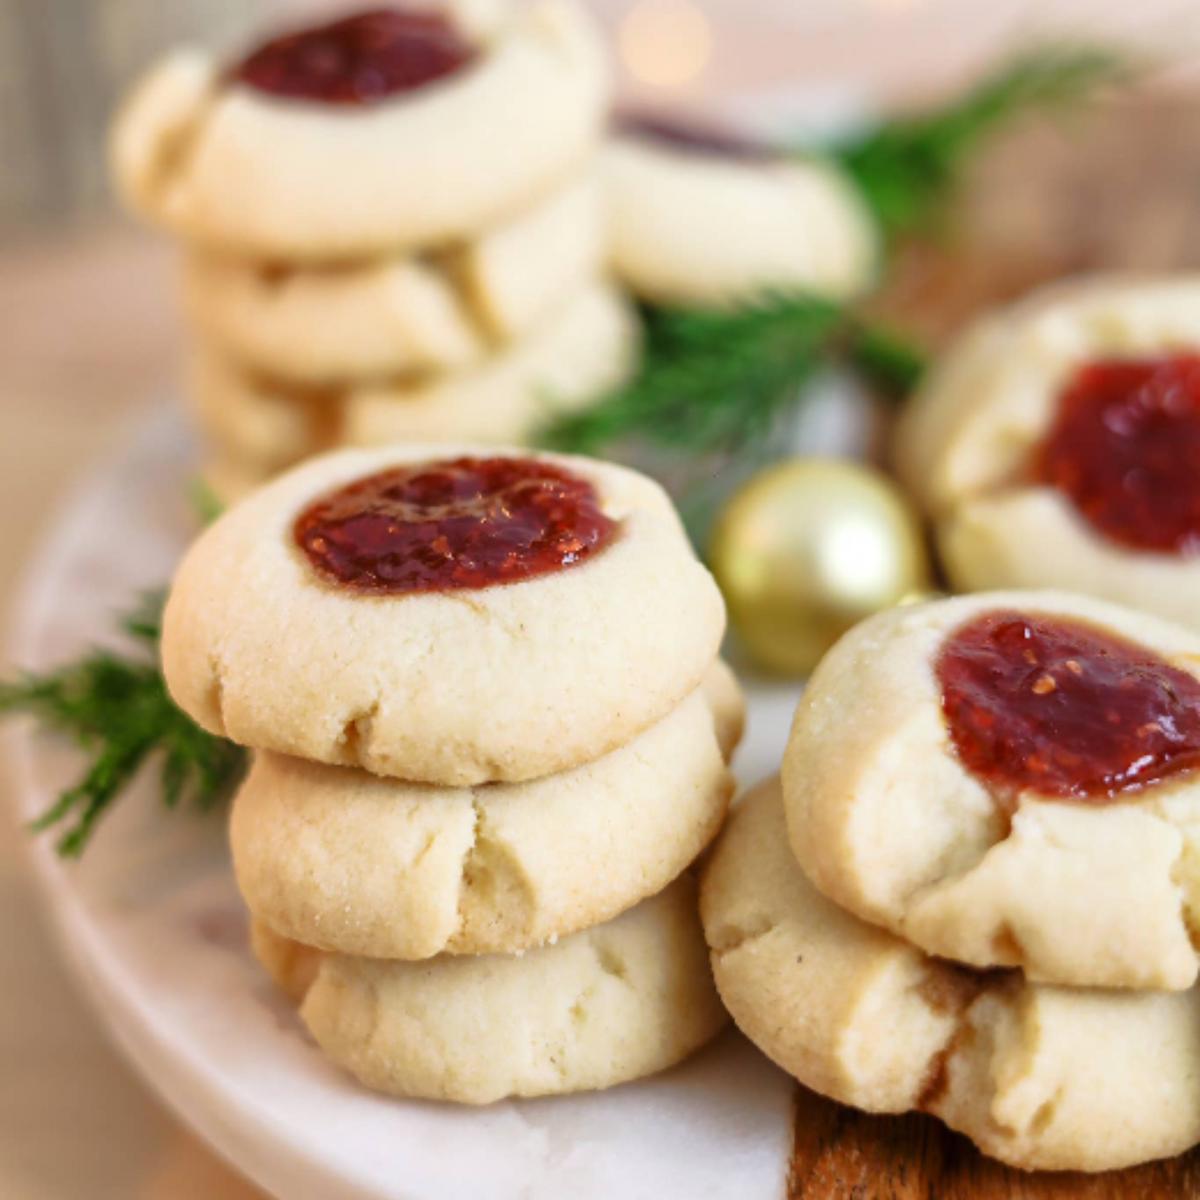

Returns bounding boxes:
[936,610,1200,801]
[293,456,616,593]
[620,113,777,162]
[231,7,475,105]
[1034,353,1200,554]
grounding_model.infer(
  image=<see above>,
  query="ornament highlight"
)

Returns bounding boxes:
[709,458,931,675]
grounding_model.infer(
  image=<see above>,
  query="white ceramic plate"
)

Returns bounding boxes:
[7,411,809,1200]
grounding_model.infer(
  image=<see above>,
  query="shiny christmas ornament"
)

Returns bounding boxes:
[708,458,931,675]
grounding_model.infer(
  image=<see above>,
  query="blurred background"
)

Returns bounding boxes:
[3,0,1199,241]
[2,2,1199,1197]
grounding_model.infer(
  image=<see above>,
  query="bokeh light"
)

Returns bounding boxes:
[619,0,713,89]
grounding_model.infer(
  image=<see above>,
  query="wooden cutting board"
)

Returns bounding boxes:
[788,1088,1200,1198]
[796,92,1200,1198]
[872,93,1200,349]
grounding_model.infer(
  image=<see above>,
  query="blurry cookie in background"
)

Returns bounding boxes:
[895,275,1200,630]
[189,283,638,471]
[111,0,608,260]
[605,113,877,306]
[182,172,605,386]
[110,1,623,490]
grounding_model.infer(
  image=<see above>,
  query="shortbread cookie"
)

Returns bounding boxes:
[251,919,322,1004]
[702,777,1200,1172]
[605,115,876,306]
[700,656,745,762]
[190,283,637,470]
[231,685,734,959]
[895,275,1200,630]
[183,253,484,386]
[782,589,1200,991]
[265,874,728,1104]
[163,445,725,784]
[111,0,607,260]
[457,168,605,342]
[191,356,333,475]
[181,172,604,384]
[343,281,635,447]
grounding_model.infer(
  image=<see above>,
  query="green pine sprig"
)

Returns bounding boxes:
[832,43,1134,243]
[541,293,924,458]
[3,590,245,857]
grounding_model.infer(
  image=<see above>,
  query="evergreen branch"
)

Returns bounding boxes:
[832,43,1135,242]
[540,293,925,458]
[2,591,245,856]
[845,323,927,396]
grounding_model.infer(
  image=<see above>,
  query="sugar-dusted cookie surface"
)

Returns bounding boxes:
[183,171,604,385]
[111,0,607,260]
[702,777,1200,1172]
[781,590,1200,991]
[605,118,876,306]
[190,282,637,471]
[256,874,728,1105]
[895,274,1200,630]
[163,444,725,785]
[232,682,736,959]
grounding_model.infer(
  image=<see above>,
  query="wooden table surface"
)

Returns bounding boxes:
[4,85,1200,1200]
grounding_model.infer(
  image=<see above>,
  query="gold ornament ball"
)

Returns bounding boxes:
[708,458,931,675]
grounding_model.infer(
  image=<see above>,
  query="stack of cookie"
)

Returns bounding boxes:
[161,443,738,1103]
[703,589,1200,1172]
[110,1,634,504]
